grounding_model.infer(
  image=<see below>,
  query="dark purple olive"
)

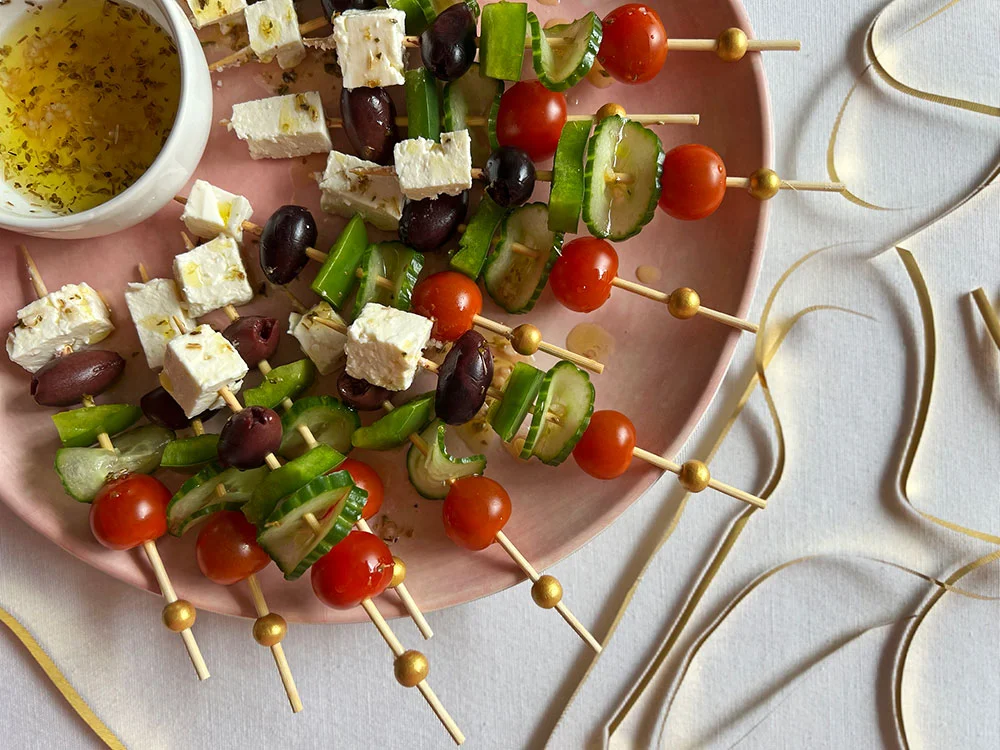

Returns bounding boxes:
[217,406,283,470]
[222,316,279,367]
[141,386,218,430]
[322,0,376,14]
[435,330,494,425]
[340,87,399,166]
[259,205,317,285]
[337,372,391,411]
[398,191,469,252]
[420,4,477,82]
[484,146,536,207]
[31,350,125,407]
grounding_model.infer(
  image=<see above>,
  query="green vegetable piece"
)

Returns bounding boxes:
[166,462,268,536]
[521,361,594,465]
[311,215,369,309]
[352,242,424,319]
[407,420,487,499]
[487,87,502,151]
[405,68,441,141]
[279,396,360,459]
[480,2,528,82]
[431,0,480,19]
[243,359,316,409]
[443,62,504,164]
[352,393,435,451]
[450,194,508,279]
[51,403,141,448]
[528,12,602,92]
[548,120,591,233]
[388,0,435,34]
[483,202,562,313]
[242,444,345,527]
[160,434,220,469]
[489,362,545,442]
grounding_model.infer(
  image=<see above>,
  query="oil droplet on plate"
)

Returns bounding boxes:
[636,265,662,284]
[566,323,615,364]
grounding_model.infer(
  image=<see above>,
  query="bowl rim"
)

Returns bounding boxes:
[0,0,195,231]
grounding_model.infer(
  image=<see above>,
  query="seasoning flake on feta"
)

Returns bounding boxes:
[186,0,247,29]
[246,0,306,70]
[288,302,347,375]
[393,130,472,200]
[317,150,404,231]
[181,179,254,243]
[345,303,433,391]
[333,9,407,90]
[124,279,197,370]
[173,235,254,318]
[229,92,332,160]
[161,324,249,417]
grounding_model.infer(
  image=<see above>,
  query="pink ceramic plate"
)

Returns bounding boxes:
[0,0,769,622]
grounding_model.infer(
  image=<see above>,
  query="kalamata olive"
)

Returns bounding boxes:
[31,350,125,407]
[322,0,376,14]
[337,372,391,411]
[222,316,280,367]
[420,4,477,82]
[140,386,218,430]
[217,406,283,470]
[398,191,469,252]
[435,330,494,425]
[259,205,317,285]
[340,87,399,166]
[484,146,536,207]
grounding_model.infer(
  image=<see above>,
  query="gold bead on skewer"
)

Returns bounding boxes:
[389,556,407,588]
[595,102,627,122]
[716,28,749,62]
[667,288,701,319]
[253,612,288,647]
[530,575,564,609]
[394,649,430,687]
[510,324,542,355]
[162,599,197,632]
[748,168,782,201]
[678,460,712,492]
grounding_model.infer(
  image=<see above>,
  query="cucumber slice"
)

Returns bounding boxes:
[528,12,601,92]
[54,425,174,503]
[450,194,507,279]
[483,202,562,313]
[352,242,424,320]
[161,434,220,469]
[243,359,316,410]
[311,215,368,309]
[520,361,594,465]
[489,362,544,442]
[406,420,486,499]
[279,396,360,459]
[443,62,504,165]
[242,444,345,527]
[582,115,664,241]
[480,2,528,82]
[166,462,268,536]
[352,392,435,450]
[388,0,435,34]
[405,68,441,141]
[548,120,591,233]
[51,404,141,448]
[258,472,366,580]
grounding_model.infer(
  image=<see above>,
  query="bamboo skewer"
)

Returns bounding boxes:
[326,113,701,129]
[208,17,330,71]
[725,176,845,193]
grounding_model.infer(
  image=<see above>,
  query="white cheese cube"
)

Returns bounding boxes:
[6,283,114,373]
[161,325,249,417]
[333,9,407,89]
[318,150,404,231]
[124,279,197,370]
[393,130,473,200]
[287,302,347,375]
[173,235,254,318]
[229,92,332,160]
[181,180,254,243]
[186,0,247,29]
[345,303,432,391]
[246,0,306,70]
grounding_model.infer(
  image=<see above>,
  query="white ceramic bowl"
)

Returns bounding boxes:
[0,0,212,240]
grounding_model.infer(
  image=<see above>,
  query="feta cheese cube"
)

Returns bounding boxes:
[6,283,114,373]
[246,0,306,70]
[393,130,472,200]
[173,235,254,318]
[318,150,404,231]
[162,325,249,417]
[181,180,254,243]
[229,92,332,160]
[333,9,407,90]
[124,279,197,370]
[186,0,247,29]
[287,302,347,375]
[345,303,433,391]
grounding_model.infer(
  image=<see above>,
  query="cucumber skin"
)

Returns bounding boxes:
[480,2,528,82]
[243,444,344,527]
[483,203,563,314]
[443,63,503,165]
[548,120,591,234]
[166,462,268,536]
[279,395,360,458]
[352,242,424,320]
[527,12,602,92]
[406,421,486,499]
[519,361,594,465]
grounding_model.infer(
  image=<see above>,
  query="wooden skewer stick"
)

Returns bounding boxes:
[326,113,701,129]
[726,176,845,193]
[245,573,303,713]
[610,279,758,334]
[971,288,1000,351]
[173,195,262,238]
[208,17,330,72]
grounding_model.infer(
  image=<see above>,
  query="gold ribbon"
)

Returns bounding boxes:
[0,605,125,749]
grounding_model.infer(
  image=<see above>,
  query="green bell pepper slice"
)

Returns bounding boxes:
[352,393,435,451]
[51,403,142,448]
[243,359,316,410]
[311,215,368,310]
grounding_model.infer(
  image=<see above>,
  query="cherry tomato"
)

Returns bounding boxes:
[549,238,620,313]
[598,4,668,84]
[495,81,567,162]
[337,458,384,520]
[658,144,727,220]
[411,271,483,342]
[195,511,270,586]
[442,476,511,551]
[573,410,636,479]
[311,531,394,609]
[89,474,170,550]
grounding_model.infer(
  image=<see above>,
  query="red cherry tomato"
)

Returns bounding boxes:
[658,144,728,220]
[195,511,270,586]
[573,410,637,480]
[442,476,512,551]
[89,474,170,550]
[311,531,394,609]
[411,271,483,342]
[495,81,567,162]
[598,4,668,84]
[549,238,620,313]
[337,458,384,520]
